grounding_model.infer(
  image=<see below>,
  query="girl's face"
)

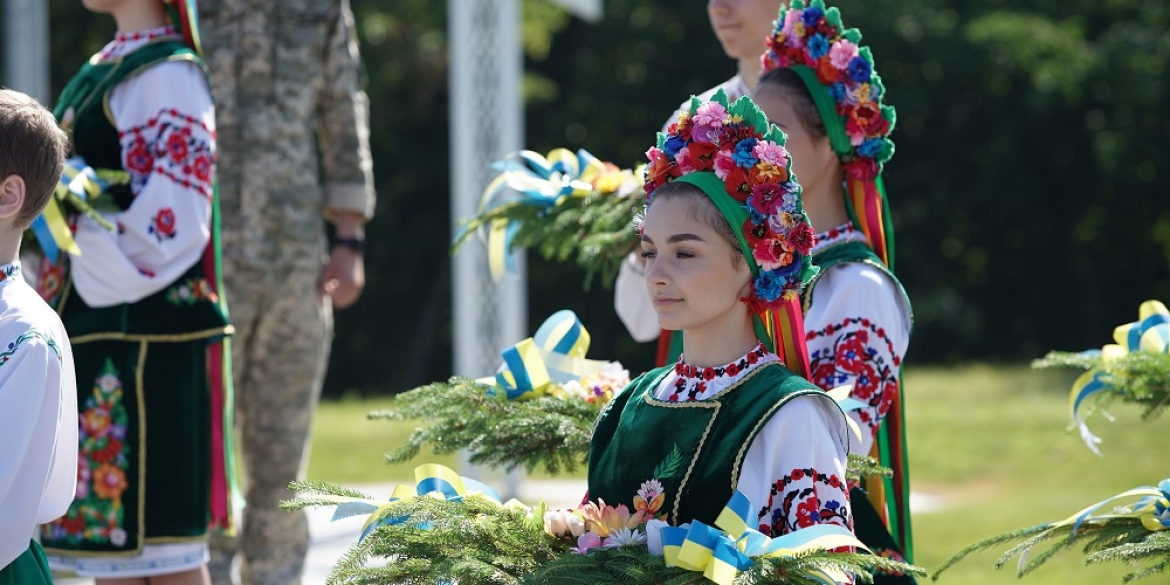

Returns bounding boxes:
[641,196,752,335]
[707,0,783,62]
[753,84,838,194]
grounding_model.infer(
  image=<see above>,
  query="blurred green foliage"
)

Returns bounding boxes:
[6,0,1169,396]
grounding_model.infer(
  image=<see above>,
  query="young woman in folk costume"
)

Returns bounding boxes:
[614,1,785,363]
[588,91,857,568]
[753,0,914,579]
[37,1,235,584]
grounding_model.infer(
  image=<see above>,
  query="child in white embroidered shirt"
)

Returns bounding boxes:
[0,88,78,584]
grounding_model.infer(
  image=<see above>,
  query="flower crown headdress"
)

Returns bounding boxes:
[642,89,818,376]
[761,0,898,267]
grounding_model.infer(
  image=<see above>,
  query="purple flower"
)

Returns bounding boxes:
[801,7,824,29]
[829,82,848,102]
[847,56,872,83]
[808,34,830,59]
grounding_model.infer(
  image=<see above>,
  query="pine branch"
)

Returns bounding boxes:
[846,455,891,484]
[1033,351,1170,421]
[370,378,601,474]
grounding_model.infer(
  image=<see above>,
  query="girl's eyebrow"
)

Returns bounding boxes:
[642,233,705,244]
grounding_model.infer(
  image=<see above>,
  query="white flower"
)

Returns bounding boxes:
[644,519,669,556]
[109,528,127,547]
[560,380,587,400]
[566,512,586,537]
[637,479,664,500]
[97,374,119,392]
[602,527,647,548]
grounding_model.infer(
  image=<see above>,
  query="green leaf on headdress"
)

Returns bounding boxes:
[859,46,875,67]
[811,0,826,11]
[871,77,885,99]
[710,88,730,109]
[657,131,667,150]
[800,255,820,284]
[765,125,787,146]
[688,95,703,116]
[881,104,896,126]
[879,139,895,164]
[791,0,807,10]
[734,96,769,137]
[843,28,862,44]
[826,7,842,29]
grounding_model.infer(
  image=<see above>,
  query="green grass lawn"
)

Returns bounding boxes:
[308,363,1165,583]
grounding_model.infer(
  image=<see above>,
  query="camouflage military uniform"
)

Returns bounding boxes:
[198,1,375,584]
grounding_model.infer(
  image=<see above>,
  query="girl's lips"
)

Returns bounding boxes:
[653,297,682,307]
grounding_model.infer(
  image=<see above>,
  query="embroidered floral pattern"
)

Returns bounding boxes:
[807,316,900,439]
[669,344,769,401]
[42,359,131,547]
[757,467,851,537]
[165,276,219,306]
[148,207,178,242]
[0,263,19,281]
[0,331,62,365]
[35,259,65,308]
[96,25,180,62]
[812,222,867,254]
[118,108,215,199]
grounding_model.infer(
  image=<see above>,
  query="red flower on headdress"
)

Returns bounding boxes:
[689,142,719,172]
[844,158,878,180]
[816,57,840,85]
[787,222,816,255]
[724,167,750,201]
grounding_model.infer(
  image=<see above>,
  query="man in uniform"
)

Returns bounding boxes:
[197,1,376,583]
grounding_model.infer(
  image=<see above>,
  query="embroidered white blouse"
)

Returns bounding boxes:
[652,344,852,540]
[69,26,216,308]
[0,263,77,568]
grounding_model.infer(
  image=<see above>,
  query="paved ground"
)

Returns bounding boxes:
[57,479,946,585]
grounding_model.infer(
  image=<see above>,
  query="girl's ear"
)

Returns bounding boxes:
[0,175,26,221]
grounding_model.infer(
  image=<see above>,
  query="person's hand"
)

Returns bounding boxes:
[319,245,364,308]
[319,211,366,308]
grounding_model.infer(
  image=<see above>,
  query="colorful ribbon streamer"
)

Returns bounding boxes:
[30,157,109,263]
[318,464,506,542]
[475,148,632,279]
[1069,300,1170,454]
[479,310,609,400]
[1040,479,1170,536]
[660,490,867,585]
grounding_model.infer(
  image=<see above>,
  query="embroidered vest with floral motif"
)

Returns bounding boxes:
[588,362,826,526]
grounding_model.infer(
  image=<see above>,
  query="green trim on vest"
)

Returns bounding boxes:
[588,362,835,526]
[803,240,912,328]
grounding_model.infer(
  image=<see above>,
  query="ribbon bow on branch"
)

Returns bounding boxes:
[481,310,609,400]
[1069,300,1170,454]
[660,491,867,585]
[30,157,115,263]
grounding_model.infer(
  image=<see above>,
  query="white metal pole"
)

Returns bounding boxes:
[449,0,526,495]
[3,0,51,104]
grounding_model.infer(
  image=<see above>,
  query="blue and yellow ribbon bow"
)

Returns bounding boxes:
[1035,478,1170,537]
[30,157,110,263]
[480,310,609,400]
[476,148,626,279]
[1069,300,1170,454]
[660,491,867,585]
[322,464,506,541]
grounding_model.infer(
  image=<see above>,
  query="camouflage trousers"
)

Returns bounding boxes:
[209,259,333,585]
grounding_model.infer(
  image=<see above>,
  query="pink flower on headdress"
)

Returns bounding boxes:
[752,236,794,271]
[783,11,804,43]
[674,147,696,174]
[752,142,788,168]
[829,39,859,70]
[750,183,786,215]
[692,102,727,145]
[713,151,737,180]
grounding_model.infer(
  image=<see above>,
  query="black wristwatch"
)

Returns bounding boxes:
[332,236,365,254]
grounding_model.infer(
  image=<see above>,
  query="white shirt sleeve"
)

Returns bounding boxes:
[614,252,662,343]
[804,263,911,456]
[69,60,216,308]
[736,395,852,538]
[0,331,75,568]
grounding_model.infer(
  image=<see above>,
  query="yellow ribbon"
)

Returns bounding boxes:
[479,310,608,400]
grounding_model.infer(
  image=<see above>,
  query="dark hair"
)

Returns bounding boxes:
[757,68,826,140]
[647,180,745,268]
[0,88,66,228]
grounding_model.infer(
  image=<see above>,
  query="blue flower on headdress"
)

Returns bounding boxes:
[808,34,830,59]
[801,7,824,29]
[663,135,687,158]
[847,56,872,83]
[733,138,759,168]
[775,257,803,278]
[744,204,768,226]
[754,272,786,302]
[857,138,884,158]
[829,82,848,102]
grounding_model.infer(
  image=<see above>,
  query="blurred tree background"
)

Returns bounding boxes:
[5,0,1168,396]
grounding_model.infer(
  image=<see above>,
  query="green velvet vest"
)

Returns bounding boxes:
[803,240,911,320]
[51,40,228,342]
[588,363,829,526]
